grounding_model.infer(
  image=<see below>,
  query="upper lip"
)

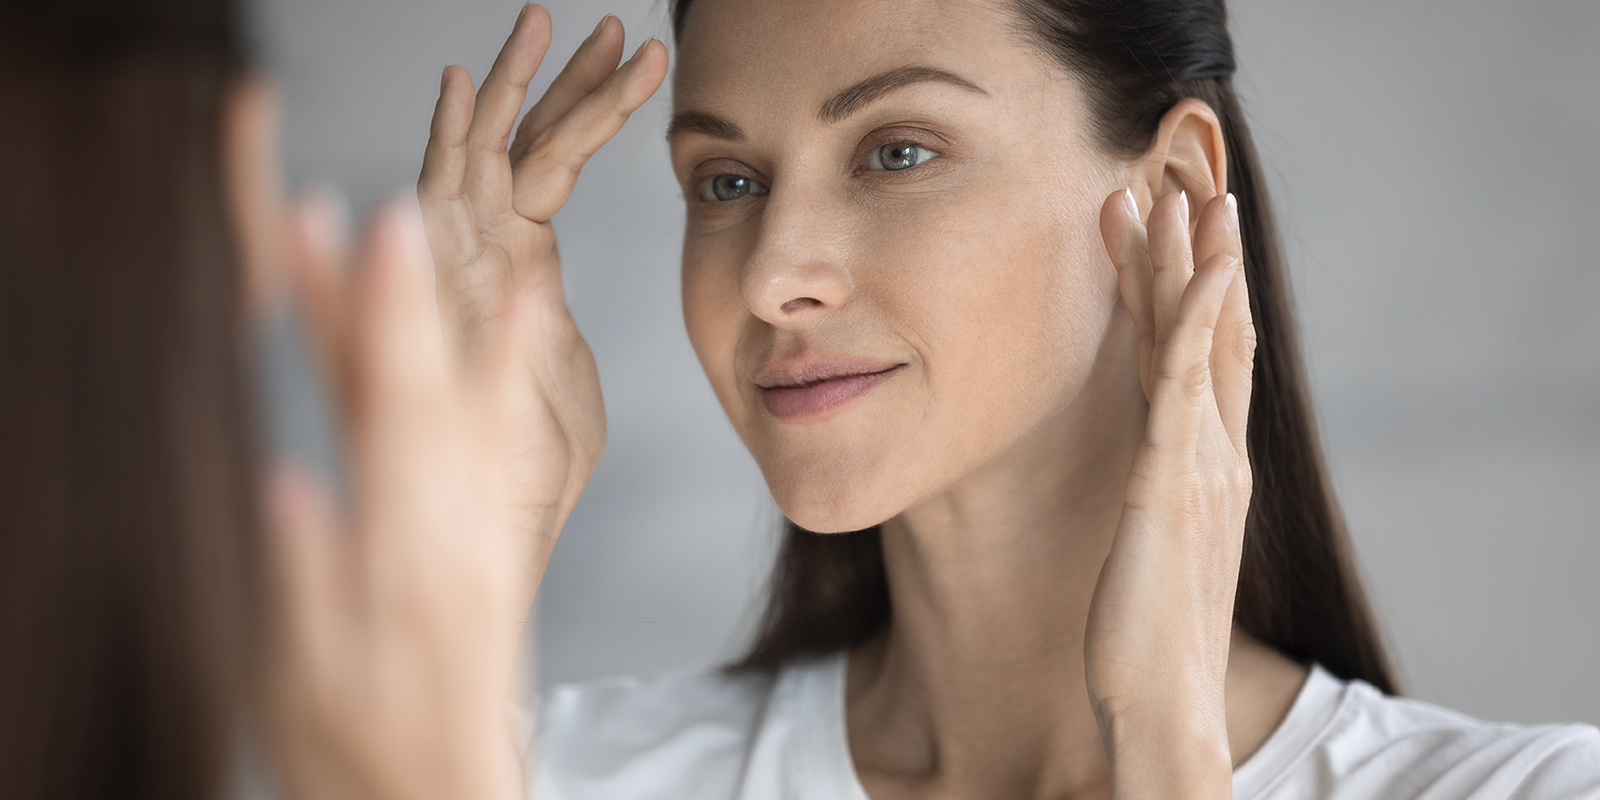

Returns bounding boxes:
[753,357,904,389]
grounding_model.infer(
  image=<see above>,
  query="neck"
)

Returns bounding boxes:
[847,360,1140,799]
[841,321,1306,799]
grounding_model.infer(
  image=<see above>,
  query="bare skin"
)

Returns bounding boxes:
[244,2,1309,799]
[669,0,1307,797]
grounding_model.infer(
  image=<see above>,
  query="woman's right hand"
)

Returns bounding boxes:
[417,4,668,612]
[260,9,666,800]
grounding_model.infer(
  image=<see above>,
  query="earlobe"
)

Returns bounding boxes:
[1133,98,1228,229]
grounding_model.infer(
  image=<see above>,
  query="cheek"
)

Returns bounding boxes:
[681,236,750,429]
[873,176,1118,414]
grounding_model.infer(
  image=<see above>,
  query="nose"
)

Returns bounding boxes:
[738,187,852,327]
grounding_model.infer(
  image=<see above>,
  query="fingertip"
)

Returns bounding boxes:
[1099,187,1147,269]
[391,194,435,278]
[630,37,669,73]
[296,186,351,258]
[358,196,435,293]
[438,65,471,102]
[522,3,553,40]
[1099,187,1138,230]
[1147,190,1191,251]
[618,38,669,104]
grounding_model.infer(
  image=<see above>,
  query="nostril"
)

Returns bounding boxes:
[779,297,822,314]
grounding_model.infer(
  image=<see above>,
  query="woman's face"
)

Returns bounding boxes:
[670,0,1130,533]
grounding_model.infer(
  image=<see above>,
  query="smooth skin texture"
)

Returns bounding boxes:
[245,1,1306,798]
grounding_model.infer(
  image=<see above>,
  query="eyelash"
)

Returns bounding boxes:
[691,130,946,204]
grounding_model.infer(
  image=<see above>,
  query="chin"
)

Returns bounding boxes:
[764,466,907,534]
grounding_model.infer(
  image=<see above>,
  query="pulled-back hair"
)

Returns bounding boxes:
[671,0,1398,695]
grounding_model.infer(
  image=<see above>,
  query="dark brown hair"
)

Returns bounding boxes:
[672,0,1398,694]
[0,1,258,797]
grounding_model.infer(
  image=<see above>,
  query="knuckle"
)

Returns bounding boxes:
[1156,348,1212,402]
[1175,360,1211,401]
[524,129,561,169]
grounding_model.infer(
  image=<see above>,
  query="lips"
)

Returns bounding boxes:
[755,359,903,422]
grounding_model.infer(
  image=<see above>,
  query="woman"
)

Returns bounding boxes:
[2,1,1593,799]
[394,0,1599,798]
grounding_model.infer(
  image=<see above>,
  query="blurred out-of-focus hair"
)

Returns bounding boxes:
[0,1,257,797]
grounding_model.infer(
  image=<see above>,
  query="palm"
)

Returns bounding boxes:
[416,6,666,600]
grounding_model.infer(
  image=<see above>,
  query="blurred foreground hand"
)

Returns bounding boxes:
[255,6,666,798]
[259,196,533,800]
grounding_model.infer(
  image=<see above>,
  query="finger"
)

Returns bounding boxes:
[1144,250,1237,450]
[263,461,345,679]
[463,4,555,204]
[1147,191,1194,352]
[512,38,668,222]
[1191,192,1241,271]
[1100,188,1156,392]
[349,198,450,452]
[510,14,626,164]
[289,190,353,405]
[419,65,477,204]
[1195,193,1254,449]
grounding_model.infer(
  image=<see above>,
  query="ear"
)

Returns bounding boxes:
[1130,98,1228,234]
[223,76,288,322]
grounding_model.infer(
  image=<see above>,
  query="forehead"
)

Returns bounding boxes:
[672,0,1057,114]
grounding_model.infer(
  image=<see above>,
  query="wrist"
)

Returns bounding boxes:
[1096,699,1232,800]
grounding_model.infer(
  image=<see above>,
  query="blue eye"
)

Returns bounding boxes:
[698,174,769,202]
[867,141,939,171]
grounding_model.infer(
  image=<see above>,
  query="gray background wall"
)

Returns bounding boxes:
[251,0,1600,726]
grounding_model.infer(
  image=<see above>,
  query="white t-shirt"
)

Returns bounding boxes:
[529,652,1600,799]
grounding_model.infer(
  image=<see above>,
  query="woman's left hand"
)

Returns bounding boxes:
[260,198,537,800]
[1085,188,1256,799]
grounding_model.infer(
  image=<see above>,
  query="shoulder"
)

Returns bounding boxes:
[1241,665,1600,800]
[529,665,785,800]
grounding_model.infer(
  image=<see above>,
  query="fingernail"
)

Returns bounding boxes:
[439,65,451,92]
[517,3,530,24]
[1225,192,1239,230]
[1177,190,1190,227]
[628,38,655,63]
[1122,187,1139,220]
[592,15,610,37]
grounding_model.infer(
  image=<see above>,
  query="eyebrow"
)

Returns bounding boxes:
[666,110,748,143]
[818,65,986,123]
[667,65,987,143]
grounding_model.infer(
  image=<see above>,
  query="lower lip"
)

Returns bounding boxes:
[761,367,901,422]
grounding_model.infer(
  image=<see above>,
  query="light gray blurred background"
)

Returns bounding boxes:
[250,0,1600,725]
